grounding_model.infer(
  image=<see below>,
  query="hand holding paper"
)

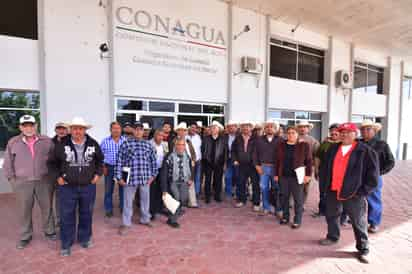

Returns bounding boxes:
[295,166,306,185]
[162,193,180,215]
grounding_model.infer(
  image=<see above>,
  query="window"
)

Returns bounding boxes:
[268,110,323,141]
[0,91,40,150]
[354,62,384,94]
[270,39,325,84]
[0,0,38,40]
[403,77,412,100]
[115,98,225,129]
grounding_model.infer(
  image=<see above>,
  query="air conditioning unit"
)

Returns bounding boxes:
[241,56,263,74]
[336,70,352,89]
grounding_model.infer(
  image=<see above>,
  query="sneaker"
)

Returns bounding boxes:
[80,240,93,249]
[45,233,57,241]
[279,219,289,225]
[118,225,129,236]
[357,252,370,264]
[235,202,244,208]
[259,210,269,216]
[275,211,283,220]
[60,248,71,257]
[167,220,180,229]
[253,205,261,212]
[105,211,113,218]
[291,223,301,229]
[368,225,379,234]
[16,237,32,249]
[319,238,338,246]
[311,212,323,218]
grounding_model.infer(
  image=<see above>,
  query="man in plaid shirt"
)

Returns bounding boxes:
[115,122,158,235]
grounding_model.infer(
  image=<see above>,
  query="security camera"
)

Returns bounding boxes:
[99,43,109,53]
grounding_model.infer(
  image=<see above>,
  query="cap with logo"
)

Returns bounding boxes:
[338,122,358,132]
[19,115,36,125]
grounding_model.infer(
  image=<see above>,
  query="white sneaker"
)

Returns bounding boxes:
[235,202,244,208]
[253,205,261,212]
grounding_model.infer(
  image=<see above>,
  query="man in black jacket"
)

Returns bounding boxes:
[202,121,227,203]
[232,121,260,210]
[53,117,104,257]
[319,123,379,264]
[360,120,395,233]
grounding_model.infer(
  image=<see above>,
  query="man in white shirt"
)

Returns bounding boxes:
[188,123,202,197]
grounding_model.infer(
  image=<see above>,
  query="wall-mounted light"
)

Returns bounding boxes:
[99,43,111,59]
[233,25,251,40]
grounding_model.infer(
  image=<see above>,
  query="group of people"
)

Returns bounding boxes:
[3,114,395,263]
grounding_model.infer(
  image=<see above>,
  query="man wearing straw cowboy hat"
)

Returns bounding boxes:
[296,120,320,205]
[224,120,239,199]
[202,120,227,203]
[52,117,104,256]
[360,119,395,233]
[232,121,260,210]
[253,120,281,216]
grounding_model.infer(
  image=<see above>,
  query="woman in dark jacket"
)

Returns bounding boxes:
[275,126,312,228]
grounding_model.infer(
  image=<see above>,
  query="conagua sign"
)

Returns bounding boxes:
[115,6,226,46]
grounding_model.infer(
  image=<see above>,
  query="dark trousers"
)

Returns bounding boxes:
[238,163,260,205]
[150,174,163,216]
[318,181,327,215]
[325,190,369,254]
[59,184,96,250]
[204,163,223,201]
[104,164,124,213]
[280,176,304,224]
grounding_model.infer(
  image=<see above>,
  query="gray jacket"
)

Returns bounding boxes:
[3,134,54,183]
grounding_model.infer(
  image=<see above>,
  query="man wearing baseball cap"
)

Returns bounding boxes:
[319,122,379,263]
[3,115,57,249]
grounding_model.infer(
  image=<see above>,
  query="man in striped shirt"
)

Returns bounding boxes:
[116,122,158,235]
[100,122,126,218]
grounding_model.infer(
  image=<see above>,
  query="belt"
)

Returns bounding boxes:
[262,163,274,166]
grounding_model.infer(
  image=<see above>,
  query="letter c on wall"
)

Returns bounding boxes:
[116,6,133,25]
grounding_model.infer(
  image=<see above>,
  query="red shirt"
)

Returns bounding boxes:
[331,142,357,200]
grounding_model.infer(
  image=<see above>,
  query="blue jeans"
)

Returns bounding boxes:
[367,176,383,226]
[194,161,202,195]
[104,164,124,213]
[260,165,275,211]
[225,159,239,198]
[59,184,96,250]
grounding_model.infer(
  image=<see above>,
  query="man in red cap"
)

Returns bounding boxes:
[318,122,379,264]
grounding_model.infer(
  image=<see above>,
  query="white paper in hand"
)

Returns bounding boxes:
[295,166,306,185]
[162,193,180,215]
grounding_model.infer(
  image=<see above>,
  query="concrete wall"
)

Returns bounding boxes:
[229,6,266,122]
[41,0,111,142]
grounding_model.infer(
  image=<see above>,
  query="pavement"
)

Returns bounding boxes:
[0,161,411,274]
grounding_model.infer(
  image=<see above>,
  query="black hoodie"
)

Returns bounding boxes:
[52,135,104,185]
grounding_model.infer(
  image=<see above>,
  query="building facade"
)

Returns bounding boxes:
[1,0,412,160]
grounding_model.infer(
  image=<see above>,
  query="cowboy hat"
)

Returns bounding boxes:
[175,122,188,130]
[69,117,92,129]
[240,121,254,127]
[360,119,382,132]
[296,120,314,130]
[142,123,151,130]
[226,120,238,126]
[19,115,36,125]
[55,122,69,129]
[211,120,224,130]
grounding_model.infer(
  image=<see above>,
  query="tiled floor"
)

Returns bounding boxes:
[0,162,412,274]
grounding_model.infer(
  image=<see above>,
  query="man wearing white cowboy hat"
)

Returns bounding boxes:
[202,120,227,203]
[52,117,104,256]
[224,120,239,199]
[188,122,203,197]
[360,119,395,233]
[232,121,260,210]
[170,122,198,207]
[296,120,320,205]
[3,115,57,249]
[253,120,282,216]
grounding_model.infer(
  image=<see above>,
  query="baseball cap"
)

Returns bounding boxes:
[19,115,36,125]
[134,121,143,129]
[338,122,358,132]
